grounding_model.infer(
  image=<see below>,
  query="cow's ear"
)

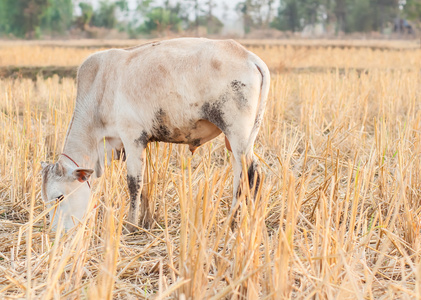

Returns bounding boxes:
[53,162,65,177]
[72,168,94,183]
[41,161,49,169]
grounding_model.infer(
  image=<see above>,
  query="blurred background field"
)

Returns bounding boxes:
[0,39,421,81]
[0,40,420,69]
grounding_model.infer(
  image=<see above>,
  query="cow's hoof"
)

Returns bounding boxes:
[139,214,155,229]
[139,202,155,229]
[123,223,138,234]
[230,208,239,231]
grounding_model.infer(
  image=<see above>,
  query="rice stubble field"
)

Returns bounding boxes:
[0,40,421,299]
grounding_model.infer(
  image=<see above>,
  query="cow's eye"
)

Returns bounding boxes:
[56,195,64,202]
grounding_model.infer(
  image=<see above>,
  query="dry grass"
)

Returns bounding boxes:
[0,46,102,67]
[0,38,418,48]
[1,41,421,299]
[1,39,421,70]
[252,46,421,70]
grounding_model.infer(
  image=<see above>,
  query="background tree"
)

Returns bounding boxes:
[0,0,413,38]
[346,0,374,32]
[334,0,346,32]
[236,0,254,34]
[186,15,223,34]
[271,0,300,31]
[0,1,12,34]
[271,0,327,32]
[300,0,324,28]
[135,0,183,35]
[75,2,94,30]
[182,0,205,34]
[404,0,421,20]
[205,0,223,34]
[91,0,117,29]
[0,0,49,38]
[270,0,400,34]
[345,0,398,32]
[41,0,73,34]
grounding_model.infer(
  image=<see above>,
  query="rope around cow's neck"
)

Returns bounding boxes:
[61,153,91,189]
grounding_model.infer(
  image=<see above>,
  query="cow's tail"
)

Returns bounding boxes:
[245,54,270,194]
[247,53,270,154]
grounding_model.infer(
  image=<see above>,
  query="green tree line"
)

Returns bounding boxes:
[0,0,418,38]
[270,0,418,33]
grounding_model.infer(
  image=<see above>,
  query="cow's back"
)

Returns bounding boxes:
[115,39,257,127]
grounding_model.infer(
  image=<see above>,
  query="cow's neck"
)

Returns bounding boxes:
[61,116,98,169]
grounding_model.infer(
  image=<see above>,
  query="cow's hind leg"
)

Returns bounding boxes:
[225,126,262,216]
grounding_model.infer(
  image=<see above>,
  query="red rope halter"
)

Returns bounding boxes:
[61,153,91,189]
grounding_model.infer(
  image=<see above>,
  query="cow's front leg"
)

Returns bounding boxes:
[125,145,146,232]
[122,128,156,232]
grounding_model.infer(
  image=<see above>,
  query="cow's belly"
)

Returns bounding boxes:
[150,119,222,153]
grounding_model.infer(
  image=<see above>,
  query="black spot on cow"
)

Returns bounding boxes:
[231,80,246,91]
[135,131,149,147]
[235,161,261,203]
[231,80,247,109]
[150,125,171,141]
[191,139,201,147]
[172,128,184,140]
[219,92,229,104]
[127,175,141,209]
[201,102,227,132]
[150,109,172,142]
[247,160,261,197]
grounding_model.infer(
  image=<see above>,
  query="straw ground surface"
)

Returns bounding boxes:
[0,40,421,299]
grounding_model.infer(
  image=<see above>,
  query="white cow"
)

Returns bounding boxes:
[41,38,270,231]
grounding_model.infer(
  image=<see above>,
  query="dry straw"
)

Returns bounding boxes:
[0,42,421,298]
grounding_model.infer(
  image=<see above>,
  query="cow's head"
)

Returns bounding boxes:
[41,161,94,231]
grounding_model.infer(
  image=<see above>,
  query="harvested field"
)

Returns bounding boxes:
[1,39,420,70]
[1,40,421,299]
[0,38,419,48]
